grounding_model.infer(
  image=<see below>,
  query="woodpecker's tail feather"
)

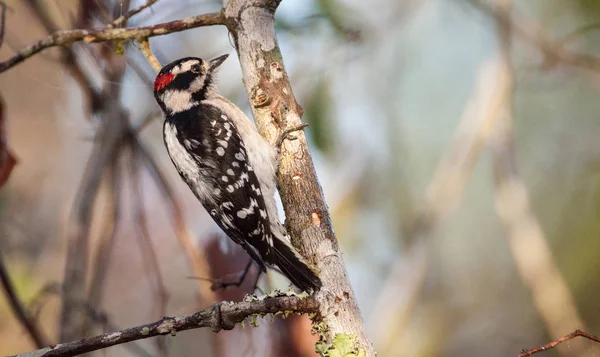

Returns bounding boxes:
[270,237,322,293]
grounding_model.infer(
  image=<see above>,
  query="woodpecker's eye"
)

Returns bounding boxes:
[191,64,202,74]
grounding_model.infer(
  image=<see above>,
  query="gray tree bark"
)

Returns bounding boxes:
[223,0,374,355]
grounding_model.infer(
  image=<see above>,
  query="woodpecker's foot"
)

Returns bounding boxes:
[187,259,258,291]
[209,259,255,291]
[276,123,309,148]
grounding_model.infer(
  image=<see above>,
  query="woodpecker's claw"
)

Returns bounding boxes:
[186,259,261,292]
[276,123,309,148]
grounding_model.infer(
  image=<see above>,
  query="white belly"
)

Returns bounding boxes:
[163,121,216,205]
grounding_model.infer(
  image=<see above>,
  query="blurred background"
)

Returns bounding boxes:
[1,0,600,356]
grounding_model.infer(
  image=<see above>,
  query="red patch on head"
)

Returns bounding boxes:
[154,73,174,91]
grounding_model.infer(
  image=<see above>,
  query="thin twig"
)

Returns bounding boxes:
[87,162,121,310]
[0,252,47,348]
[132,112,160,133]
[138,38,162,72]
[30,283,62,322]
[27,283,155,357]
[107,0,159,29]
[60,85,129,342]
[0,11,225,73]
[557,22,600,48]
[12,295,318,357]
[516,330,600,357]
[23,1,104,114]
[128,139,169,319]
[188,258,255,291]
[127,138,170,357]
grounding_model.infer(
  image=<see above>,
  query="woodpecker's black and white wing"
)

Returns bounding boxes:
[164,105,270,265]
[163,104,321,292]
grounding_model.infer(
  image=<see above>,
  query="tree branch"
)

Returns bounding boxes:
[11,295,318,357]
[516,330,600,357]
[0,11,224,73]
[138,38,161,72]
[106,0,159,29]
[223,0,373,355]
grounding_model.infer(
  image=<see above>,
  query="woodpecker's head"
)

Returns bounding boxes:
[153,54,229,115]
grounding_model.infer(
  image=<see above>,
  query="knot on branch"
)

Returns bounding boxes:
[251,87,271,108]
[208,302,224,332]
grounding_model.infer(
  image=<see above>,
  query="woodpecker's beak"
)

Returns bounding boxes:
[208,54,229,72]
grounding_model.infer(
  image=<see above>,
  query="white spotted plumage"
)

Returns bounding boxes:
[202,96,285,236]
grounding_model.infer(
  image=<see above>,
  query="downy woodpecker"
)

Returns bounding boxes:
[153,55,321,292]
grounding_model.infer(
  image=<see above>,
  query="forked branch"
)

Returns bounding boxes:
[517,330,600,357]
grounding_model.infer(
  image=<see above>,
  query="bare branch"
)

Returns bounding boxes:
[107,0,159,29]
[128,140,169,318]
[27,283,155,357]
[23,2,103,114]
[60,81,129,342]
[12,295,318,357]
[138,38,162,72]
[87,163,121,310]
[132,112,160,133]
[516,330,600,357]
[0,11,225,73]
